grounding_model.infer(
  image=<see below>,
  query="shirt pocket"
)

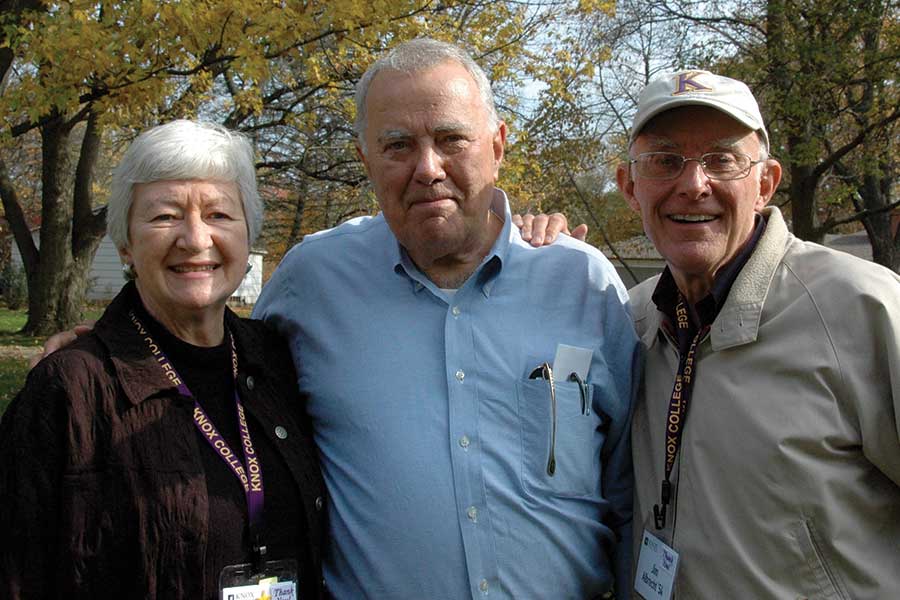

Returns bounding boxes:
[516,378,605,498]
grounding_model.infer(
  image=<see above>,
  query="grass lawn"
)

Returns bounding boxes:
[0,305,106,416]
[0,357,30,416]
[0,307,41,416]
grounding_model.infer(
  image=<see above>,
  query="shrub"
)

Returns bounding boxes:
[0,264,28,310]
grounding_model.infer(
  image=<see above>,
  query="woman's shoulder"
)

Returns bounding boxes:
[226,313,293,367]
[227,312,282,346]
[30,331,112,384]
[3,333,113,435]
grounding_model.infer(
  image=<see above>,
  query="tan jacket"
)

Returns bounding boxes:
[630,207,900,599]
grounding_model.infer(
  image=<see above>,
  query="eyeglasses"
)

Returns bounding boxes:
[630,151,766,180]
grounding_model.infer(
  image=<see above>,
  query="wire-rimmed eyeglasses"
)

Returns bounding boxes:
[629,151,766,181]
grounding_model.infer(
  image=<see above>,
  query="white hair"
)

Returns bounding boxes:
[107,119,261,249]
[354,37,499,154]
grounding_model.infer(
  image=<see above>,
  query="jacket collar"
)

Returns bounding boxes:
[637,206,792,351]
[94,282,265,406]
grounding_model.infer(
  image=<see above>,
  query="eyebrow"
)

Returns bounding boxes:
[641,135,678,150]
[708,135,747,151]
[376,123,475,145]
[377,130,412,145]
[433,122,473,135]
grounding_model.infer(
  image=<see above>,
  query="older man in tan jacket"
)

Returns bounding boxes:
[617,70,900,599]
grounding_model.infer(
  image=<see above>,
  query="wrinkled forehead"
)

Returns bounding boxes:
[633,106,761,153]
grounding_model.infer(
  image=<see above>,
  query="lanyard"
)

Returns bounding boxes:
[128,310,266,560]
[653,296,708,530]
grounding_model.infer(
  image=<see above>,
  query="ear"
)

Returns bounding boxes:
[756,158,782,211]
[118,245,132,266]
[616,162,640,212]
[491,121,507,180]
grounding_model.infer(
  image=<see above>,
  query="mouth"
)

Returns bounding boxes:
[410,196,455,205]
[669,214,716,223]
[409,190,459,205]
[170,264,219,273]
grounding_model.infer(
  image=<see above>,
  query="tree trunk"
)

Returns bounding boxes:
[788,160,825,243]
[23,117,73,334]
[0,159,39,268]
[286,188,307,250]
[21,113,106,335]
[854,0,897,273]
[859,172,899,272]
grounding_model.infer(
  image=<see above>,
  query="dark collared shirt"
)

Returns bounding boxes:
[652,214,766,351]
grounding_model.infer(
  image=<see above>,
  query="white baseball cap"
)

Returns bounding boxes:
[629,70,769,150]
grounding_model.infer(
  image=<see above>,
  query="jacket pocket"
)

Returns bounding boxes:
[516,378,604,497]
[791,519,850,600]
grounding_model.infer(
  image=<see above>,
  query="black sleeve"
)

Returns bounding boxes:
[0,367,70,598]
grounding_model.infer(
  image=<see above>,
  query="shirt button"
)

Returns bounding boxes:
[467,506,478,522]
[459,435,470,449]
[455,369,465,382]
[245,375,255,390]
[479,579,489,594]
[315,496,324,511]
[274,426,288,439]
[451,305,461,316]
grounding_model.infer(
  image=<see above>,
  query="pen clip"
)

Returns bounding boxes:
[527,363,557,477]
[568,372,589,415]
[529,363,550,379]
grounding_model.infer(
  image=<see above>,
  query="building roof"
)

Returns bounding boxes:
[601,235,662,261]
[823,230,873,261]
[604,230,877,263]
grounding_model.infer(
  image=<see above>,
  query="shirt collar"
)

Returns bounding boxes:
[392,187,512,299]
[93,281,264,406]
[652,213,767,328]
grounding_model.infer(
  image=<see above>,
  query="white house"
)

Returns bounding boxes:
[11,231,264,304]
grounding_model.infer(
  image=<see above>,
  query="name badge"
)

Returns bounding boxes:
[220,559,298,600]
[634,530,679,600]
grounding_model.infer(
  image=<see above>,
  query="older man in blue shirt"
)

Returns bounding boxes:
[255,38,639,599]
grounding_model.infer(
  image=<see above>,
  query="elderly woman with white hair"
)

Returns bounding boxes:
[0,120,325,599]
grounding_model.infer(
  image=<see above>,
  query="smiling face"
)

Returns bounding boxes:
[120,179,250,337]
[357,60,506,274]
[617,106,781,301]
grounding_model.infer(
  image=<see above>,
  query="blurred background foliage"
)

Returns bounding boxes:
[0,0,896,337]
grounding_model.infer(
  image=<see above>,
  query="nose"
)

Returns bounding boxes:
[176,212,213,252]
[413,144,446,185]
[675,158,712,199]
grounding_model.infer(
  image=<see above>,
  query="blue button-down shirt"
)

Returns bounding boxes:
[254,190,639,599]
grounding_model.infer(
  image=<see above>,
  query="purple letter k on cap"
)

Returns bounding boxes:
[673,71,712,95]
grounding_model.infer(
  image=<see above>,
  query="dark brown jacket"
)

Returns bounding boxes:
[0,285,326,598]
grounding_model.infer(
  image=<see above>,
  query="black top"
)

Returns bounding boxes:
[131,293,309,598]
[0,281,326,599]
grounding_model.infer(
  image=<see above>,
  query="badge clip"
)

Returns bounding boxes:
[252,540,268,575]
[653,480,672,529]
[653,503,667,530]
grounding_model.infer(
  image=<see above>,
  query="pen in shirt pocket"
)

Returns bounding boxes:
[529,362,557,476]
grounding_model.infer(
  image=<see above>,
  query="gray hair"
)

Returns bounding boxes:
[107,119,262,249]
[756,133,769,160]
[354,37,499,154]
